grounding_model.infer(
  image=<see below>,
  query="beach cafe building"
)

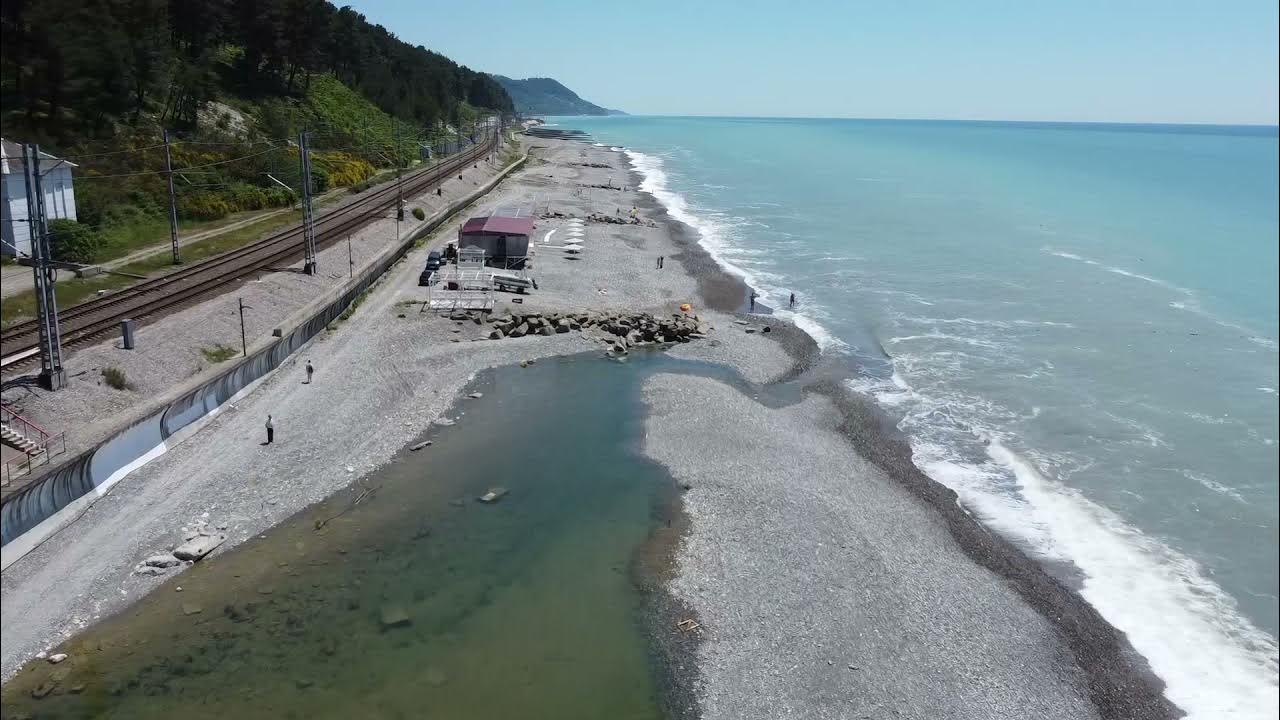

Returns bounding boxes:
[457,211,533,268]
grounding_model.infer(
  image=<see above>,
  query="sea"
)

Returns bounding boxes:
[548,115,1279,719]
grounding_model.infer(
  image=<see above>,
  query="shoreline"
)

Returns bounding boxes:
[616,143,1179,718]
[1,136,1178,718]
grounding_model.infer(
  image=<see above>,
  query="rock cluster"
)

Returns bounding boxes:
[491,310,707,353]
[587,212,657,227]
[570,162,612,169]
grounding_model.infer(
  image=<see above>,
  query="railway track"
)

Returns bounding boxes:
[1,133,498,370]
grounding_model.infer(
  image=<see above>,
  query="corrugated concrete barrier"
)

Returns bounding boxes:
[1,151,528,566]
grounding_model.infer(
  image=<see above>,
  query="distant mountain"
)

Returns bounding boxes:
[490,76,625,116]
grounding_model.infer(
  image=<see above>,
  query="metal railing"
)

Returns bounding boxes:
[2,432,66,487]
[1,403,52,444]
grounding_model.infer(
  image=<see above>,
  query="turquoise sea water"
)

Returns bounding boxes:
[551,116,1279,719]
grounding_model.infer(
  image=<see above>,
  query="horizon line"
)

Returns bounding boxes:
[541,113,1280,129]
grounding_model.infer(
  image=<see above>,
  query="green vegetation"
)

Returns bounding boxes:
[200,344,240,363]
[47,219,103,264]
[411,207,426,221]
[101,367,132,391]
[1,1,511,263]
[336,288,373,324]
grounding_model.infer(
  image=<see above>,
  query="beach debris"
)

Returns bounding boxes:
[733,320,749,325]
[296,678,315,690]
[435,417,456,427]
[676,619,702,633]
[467,392,484,399]
[762,326,772,333]
[744,328,757,334]
[47,653,68,664]
[172,533,226,562]
[182,603,203,616]
[379,604,412,629]
[409,440,433,451]
[477,487,509,504]
[143,554,182,569]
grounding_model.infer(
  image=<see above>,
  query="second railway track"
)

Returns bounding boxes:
[1,134,498,368]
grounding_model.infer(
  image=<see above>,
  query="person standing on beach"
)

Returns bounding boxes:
[749,292,757,311]
[265,415,274,445]
[305,360,314,385]
[789,292,796,308]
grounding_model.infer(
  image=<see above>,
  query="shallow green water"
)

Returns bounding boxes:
[2,353,704,720]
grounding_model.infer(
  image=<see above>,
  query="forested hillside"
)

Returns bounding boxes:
[0,0,513,262]
[491,75,621,116]
[0,0,511,142]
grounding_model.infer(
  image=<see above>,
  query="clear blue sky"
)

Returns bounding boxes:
[347,0,1278,125]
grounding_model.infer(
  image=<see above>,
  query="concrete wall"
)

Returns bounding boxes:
[0,148,526,560]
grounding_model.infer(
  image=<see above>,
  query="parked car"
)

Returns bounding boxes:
[418,251,442,286]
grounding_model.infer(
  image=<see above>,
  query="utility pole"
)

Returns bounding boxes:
[298,131,317,274]
[238,298,250,357]
[347,235,353,278]
[394,118,404,224]
[25,144,66,390]
[163,129,181,264]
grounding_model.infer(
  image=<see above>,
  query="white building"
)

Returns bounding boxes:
[0,138,78,258]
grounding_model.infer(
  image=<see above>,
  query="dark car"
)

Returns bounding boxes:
[418,251,443,286]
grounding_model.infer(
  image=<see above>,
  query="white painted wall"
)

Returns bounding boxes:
[1,163,77,257]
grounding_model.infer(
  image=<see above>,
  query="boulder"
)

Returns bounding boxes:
[380,605,412,630]
[47,653,68,664]
[508,323,529,338]
[477,487,509,504]
[144,554,182,569]
[555,319,571,333]
[172,534,226,562]
[538,326,554,336]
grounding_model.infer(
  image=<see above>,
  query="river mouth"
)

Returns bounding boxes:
[2,351,763,720]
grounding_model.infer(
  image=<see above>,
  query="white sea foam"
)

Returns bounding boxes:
[625,149,847,351]
[987,440,1279,720]
[848,364,1279,719]
[1178,469,1247,504]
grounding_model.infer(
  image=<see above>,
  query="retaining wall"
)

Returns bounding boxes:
[1,149,527,559]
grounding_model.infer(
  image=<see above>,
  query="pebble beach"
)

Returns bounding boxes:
[1,136,1178,719]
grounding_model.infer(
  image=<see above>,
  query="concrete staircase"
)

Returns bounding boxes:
[1,422,44,456]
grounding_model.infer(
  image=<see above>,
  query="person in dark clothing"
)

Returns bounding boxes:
[265,415,274,444]
[749,292,757,311]
[789,292,796,308]
[305,361,314,384]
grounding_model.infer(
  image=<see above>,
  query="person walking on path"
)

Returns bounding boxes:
[265,415,274,445]
[305,360,314,385]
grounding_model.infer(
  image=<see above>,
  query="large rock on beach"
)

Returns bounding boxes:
[172,534,226,561]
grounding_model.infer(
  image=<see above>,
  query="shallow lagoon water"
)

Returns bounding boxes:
[1,352,767,720]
